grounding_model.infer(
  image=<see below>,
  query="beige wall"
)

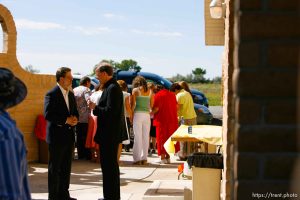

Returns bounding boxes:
[204,0,225,45]
[0,4,56,162]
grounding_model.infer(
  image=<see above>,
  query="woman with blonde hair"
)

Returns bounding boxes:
[131,76,154,165]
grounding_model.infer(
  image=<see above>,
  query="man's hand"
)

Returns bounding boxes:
[150,107,159,115]
[88,100,96,110]
[71,116,78,126]
[66,116,78,126]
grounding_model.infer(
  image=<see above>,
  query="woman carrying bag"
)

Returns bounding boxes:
[117,80,132,164]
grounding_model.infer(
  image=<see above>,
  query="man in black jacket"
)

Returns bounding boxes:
[88,62,123,200]
[44,67,79,200]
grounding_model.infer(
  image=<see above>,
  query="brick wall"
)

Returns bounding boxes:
[232,0,300,199]
[0,5,56,162]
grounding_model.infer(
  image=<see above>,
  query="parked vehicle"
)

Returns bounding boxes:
[72,71,213,124]
[72,74,99,90]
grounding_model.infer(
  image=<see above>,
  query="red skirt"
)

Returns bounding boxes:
[85,115,99,150]
[156,123,179,155]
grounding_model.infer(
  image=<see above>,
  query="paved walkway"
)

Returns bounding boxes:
[28,151,185,200]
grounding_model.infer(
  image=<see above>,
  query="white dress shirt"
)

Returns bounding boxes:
[57,83,70,111]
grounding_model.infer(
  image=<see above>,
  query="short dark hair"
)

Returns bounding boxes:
[80,76,91,86]
[56,67,71,82]
[95,62,113,76]
[154,84,164,93]
[170,82,182,92]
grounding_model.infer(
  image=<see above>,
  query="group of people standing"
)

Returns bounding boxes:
[0,62,197,200]
[44,63,198,200]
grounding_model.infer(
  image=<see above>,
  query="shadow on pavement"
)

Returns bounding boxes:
[28,158,180,194]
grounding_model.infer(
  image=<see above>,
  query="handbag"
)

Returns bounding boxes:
[122,116,130,145]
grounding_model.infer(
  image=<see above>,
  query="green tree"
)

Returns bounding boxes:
[170,67,209,83]
[90,64,98,76]
[192,67,206,76]
[101,59,118,69]
[211,76,222,84]
[115,59,141,71]
[192,67,207,83]
[91,59,142,75]
[185,73,193,83]
[90,59,117,75]
[169,73,186,82]
[24,65,40,73]
[133,65,142,72]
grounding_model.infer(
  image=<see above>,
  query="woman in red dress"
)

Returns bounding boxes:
[152,85,180,164]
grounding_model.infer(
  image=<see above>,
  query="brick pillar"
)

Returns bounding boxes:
[232,0,300,199]
[222,0,235,199]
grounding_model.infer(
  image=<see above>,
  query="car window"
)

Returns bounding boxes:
[72,79,81,89]
[72,77,98,90]
[145,79,156,84]
[193,94,203,104]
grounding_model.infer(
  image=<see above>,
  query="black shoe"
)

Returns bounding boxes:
[148,149,152,157]
[177,156,187,161]
[69,197,77,200]
[124,146,130,152]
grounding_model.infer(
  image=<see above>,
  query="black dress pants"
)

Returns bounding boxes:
[76,123,90,159]
[99,141,120,200]
[48,143,74,200]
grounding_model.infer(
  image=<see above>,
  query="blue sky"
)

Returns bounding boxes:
[1,0,223,79]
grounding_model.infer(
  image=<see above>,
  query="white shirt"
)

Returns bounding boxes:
[57,83,70,111]
[90,90,103,105]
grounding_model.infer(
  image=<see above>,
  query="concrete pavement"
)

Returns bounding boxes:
[28,151,185,200]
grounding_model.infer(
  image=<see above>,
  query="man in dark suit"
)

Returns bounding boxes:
[88,62,123,200]
[44,67,79,200]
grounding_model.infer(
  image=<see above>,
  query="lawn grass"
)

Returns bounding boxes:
[190,83,222,106]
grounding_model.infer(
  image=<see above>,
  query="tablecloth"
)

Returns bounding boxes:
[164,125,222,155]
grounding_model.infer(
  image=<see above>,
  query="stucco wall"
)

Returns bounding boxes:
[222,0,234,199]
[0,4,56,162]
